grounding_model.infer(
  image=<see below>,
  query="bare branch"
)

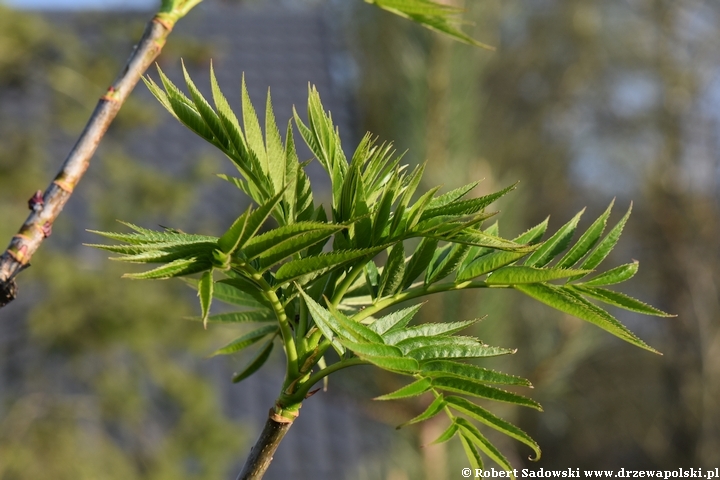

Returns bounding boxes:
[0,2,203,307]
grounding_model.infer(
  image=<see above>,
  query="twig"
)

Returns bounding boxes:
[0,0,203,308]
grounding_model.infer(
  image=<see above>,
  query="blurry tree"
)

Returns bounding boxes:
[0,6,243,479]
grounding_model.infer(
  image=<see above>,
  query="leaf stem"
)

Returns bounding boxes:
[330,260,367,306]
[248,270,299,382]
[292,357,366,401]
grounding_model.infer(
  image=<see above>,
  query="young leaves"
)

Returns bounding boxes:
[97,65,671,477]
[211,325,279,357]
[515,283,660,353]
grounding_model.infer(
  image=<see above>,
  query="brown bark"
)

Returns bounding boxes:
[236,410,295,480]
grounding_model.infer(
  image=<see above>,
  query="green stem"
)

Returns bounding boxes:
[239,264,299,382]
[292,357,366,401]
[330,260,367,306]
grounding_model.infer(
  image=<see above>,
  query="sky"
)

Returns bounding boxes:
[4,0,156,9]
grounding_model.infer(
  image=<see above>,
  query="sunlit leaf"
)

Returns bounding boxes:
[515,283,659,353]
[486,266,591,285]
[524,209,584,268]
[432,377,542,410]
[383,318,481,345]
[421,360,532,387]
[572,285,673,317]
[211,325,278,356]
[397,395,446,428]
[375,378,432,400]
[447,396,541,461]
[580,262,638,287]
[368,303,425,335]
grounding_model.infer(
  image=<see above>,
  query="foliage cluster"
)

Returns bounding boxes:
[90,62,670,473]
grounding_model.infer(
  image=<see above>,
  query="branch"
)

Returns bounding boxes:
[236,409,294,480]
[0,1,203,308]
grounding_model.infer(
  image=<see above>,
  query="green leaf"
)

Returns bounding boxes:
[431,421,459,445]
[263,231,347,272]
[142,75,173,115]
[209,63,247,160]
[448,231,531,252]
[459,433,484,471]
[122,257,211,280]
[524,209,585,268]
[404,185,441,230]
[215,277,269,308]
[181,61,228,149]
[421,360,532,387]
[234,188,287,250]
[486,266,591,285]
[456,418,514,474]
[513,217,549,244]
[218,206,251,254]
[397,336,494,355]
[427,181,478,209]
[514,283,659,353]
[456,250,529,282]
[365,260,380,300]
[275,247,383,284]
[282,121,299,222]
[557,201,614,268]
[401,237,439,288]
[298,288,345,354]
[187,310,275,323]
[155,67,216,143]
[232,338,275,383]
[368,303,424,335]
[382,318,481,345]
[420,183,516,222]
[353,354,420,373]
[211,325,278,356]
[198,270,213,328]
[243,222,343,261]
[326,302,385,344]
[572,285,673,317]
[390,163,426,236]
[405,339,515,362]
[397,395,446,428]
[265,90,286,193]
[432,377,542,410]
[367,0,495,49]
[90,222,217,245]
[581,262,639,287]
[375,378,432,400]
[102,243,217,264]
[379,243,406,297]
[341,340,404,359]
[579,203,633,272]
[372,172,401,243]
[426,243,470,284]
[295,167,315,223]
[241,74,269,177]
[447,396,541,461]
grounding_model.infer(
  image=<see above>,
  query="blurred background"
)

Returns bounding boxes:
[0,0,718,478]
